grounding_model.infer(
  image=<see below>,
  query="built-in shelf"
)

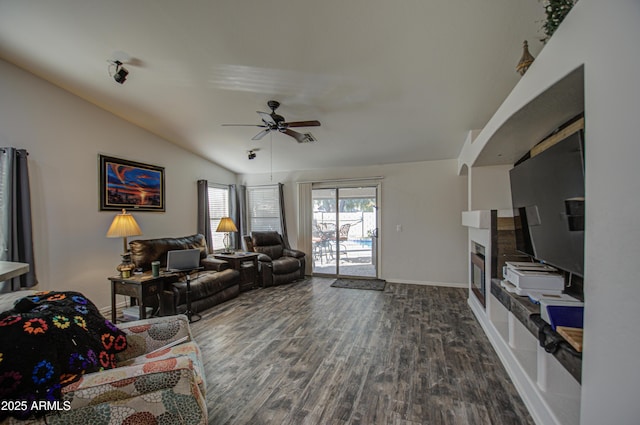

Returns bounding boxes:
[491,280,582,382]
[483,280,581,425]
[469,284,582,425]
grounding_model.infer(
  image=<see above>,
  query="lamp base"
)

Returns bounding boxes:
[117,252,134,278]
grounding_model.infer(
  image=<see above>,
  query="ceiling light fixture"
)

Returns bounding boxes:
[247,150,257,160]
[108,60,129,84]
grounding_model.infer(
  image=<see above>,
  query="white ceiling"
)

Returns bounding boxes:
[0,0,544,174]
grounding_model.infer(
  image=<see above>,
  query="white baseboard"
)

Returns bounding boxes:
[386,278,467,288]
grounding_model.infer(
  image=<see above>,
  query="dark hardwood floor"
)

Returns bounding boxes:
[191,278,534,425]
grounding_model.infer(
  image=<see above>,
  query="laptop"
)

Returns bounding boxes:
[166,248,201,272]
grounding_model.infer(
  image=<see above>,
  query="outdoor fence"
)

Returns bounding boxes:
[313,211,376,240]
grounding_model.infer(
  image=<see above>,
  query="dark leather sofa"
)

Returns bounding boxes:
[244,231,306,287]
[128,234,239,315]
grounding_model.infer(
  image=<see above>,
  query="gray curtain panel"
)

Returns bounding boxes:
[196,180,213,253]
[278,182,291,249]
[230,184,246,250]
[0,147,37,291]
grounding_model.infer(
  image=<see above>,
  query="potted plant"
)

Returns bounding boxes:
[541,0,578,43]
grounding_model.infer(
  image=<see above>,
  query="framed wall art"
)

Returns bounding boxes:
[99,155,165,212]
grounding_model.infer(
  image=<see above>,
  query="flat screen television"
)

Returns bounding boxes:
[509,130,585,277]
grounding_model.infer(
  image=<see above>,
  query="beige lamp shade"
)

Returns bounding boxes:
[216,217,238,233]
[216,217,237,253]
[106,209,142,253]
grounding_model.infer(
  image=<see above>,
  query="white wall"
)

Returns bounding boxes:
[240,159,469,286]
[469,164,513,211]
[578,1,640,423]
[0,59,236,310]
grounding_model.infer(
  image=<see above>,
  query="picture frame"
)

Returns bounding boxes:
[99,155,165,212]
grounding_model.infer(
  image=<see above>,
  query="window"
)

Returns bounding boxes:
[207,184,229,252]
[247,185,281,233]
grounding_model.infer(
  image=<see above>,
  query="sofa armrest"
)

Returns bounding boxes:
[256,253,272,263]
[61,356,200,410]
[201,256,229,271]
[283,248,305,259]
[116,314,192,362]
[1,417,45,424]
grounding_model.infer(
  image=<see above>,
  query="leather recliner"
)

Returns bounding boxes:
[243,231,306,287]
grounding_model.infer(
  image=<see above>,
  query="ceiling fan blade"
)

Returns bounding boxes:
[284,120,321,127]
[252,129,271,140]
[257,111,276,126]
[283,129,308,143]
[221,124,267,127]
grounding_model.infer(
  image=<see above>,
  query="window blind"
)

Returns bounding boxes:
[247,185,281,233]
[208,185,229,251]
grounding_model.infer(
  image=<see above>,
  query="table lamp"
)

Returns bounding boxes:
[216,217,237,254]
[106,209,142,277]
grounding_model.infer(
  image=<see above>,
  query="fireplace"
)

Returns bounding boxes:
[471,242,486,307]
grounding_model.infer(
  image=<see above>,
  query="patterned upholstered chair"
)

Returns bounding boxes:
[0,296,207,425]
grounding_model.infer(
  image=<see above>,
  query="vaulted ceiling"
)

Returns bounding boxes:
[0,0,544,174]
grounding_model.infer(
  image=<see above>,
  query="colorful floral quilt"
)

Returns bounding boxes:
[0,291,127,421]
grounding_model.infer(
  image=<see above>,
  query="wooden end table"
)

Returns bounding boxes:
[108,272,168,323]
[214,252,260,291]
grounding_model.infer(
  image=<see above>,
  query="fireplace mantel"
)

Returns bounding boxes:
[461,210,490,229]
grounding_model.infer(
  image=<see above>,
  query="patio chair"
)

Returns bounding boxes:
[338,223,352,241]
[336,223,352,257]
[312,223,333,264]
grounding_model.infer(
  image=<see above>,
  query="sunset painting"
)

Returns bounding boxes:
[99,155,165,211]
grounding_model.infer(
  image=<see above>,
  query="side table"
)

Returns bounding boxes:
[214,252,260,291]
[108,272,168,323]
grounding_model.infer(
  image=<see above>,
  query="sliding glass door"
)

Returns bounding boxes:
[311,186,378,278]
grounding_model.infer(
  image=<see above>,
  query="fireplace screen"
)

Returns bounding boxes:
[471,243,486,307]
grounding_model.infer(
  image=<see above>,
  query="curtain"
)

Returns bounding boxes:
[0,147,37,291]
[278,183,291,249]
[230,184,246,250]
[297,182,313,275]
[196,180,213,253]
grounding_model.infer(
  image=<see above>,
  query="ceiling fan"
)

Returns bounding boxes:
[222,100,320,143]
